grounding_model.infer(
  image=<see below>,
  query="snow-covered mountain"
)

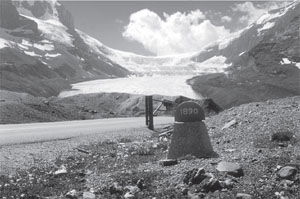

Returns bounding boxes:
[0,0,231,97]
[188,1,300,108]
[0,0,299,100]
[0,0,129,96]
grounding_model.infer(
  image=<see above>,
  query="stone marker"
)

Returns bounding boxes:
[174,101,205,122]
[167,101,214,159]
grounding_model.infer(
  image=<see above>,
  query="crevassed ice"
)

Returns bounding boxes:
[256,2,294,25]
[280,58,300,69]
[22,39,54,51]
[281,58,292,64]
[21,15,73,47]
[24,51,42,57]
[258,22,275,33]
[0,38,10,49]
[45,53,61,58]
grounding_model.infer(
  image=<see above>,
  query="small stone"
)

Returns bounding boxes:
[125,185,140,195]
[277,166,297,180]
[278,142,288,147]
[83,192,95,199]
[159,159,178,166]
[225,148,236,152]
[202,178,222,193]
[271,131,293,142]
[216,161,244,177]
[183,168,207,185]
[124,192,135,199]
[280,179,294,187]
[66,189,78,199]
[136,179,145,190]
[109,182,123,195]
[187,192,202,199]
[54,165,67,175]
[236,193,252,199]
[221,119,237,130]
[181,188,189,195]
[222,179,234,188]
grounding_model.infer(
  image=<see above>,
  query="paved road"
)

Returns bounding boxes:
[0,117,173,145]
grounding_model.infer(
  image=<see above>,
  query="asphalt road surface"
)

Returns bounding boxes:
[0,117,173,145]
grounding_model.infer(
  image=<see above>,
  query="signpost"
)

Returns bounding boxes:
[167,101,214,159]
[145,96,154,130]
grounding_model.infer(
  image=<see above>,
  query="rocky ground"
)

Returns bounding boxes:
[0,96,299,198]
[0,90,170,124]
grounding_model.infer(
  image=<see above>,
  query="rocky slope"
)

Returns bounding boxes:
[188,1,300,109]
[0,0,130,97]
[0,90,221,124]
[1,96,299,198]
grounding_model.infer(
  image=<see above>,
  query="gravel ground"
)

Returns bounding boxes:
[0,96,299,198]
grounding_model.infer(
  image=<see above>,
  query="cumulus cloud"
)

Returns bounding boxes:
[233,1,284,25]
[123,9,230,56]
[221,16,232,23]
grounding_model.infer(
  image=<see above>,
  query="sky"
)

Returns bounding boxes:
[62,1,287,56]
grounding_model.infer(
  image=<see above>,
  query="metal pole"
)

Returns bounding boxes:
[145,96,149,126]
[148,96,154,130]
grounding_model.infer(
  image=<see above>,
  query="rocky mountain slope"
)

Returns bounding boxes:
[0,90,221,124]
[188,1,300,109]
[0,0,130,97]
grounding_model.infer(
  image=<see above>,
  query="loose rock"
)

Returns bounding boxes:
[216,161,244,177]
[181,188,189,195]
[236,193,252,199]
[183,168,207,185]
[271,131,293,142]
[221,119,237,130]
[66,189,78,199]
[202,178,222,193]
[221,178,235,188]
[109,182,123,195]
[83,192,95,199]
[136,179,145,190]
[125,185,140,195]
[54,165,67,175]
[159,159,178,166]
[277,166,297,180]
[124,192,135,199]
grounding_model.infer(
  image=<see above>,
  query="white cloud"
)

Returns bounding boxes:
[232,1,284,25]
[123,9,230,56]
[221,16,232,23]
